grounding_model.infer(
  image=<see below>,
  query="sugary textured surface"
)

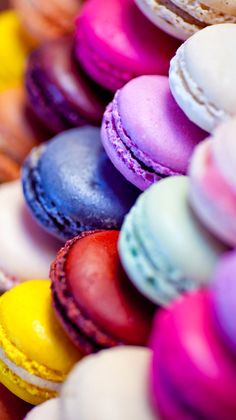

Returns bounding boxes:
[135,0,236,41]
[22,127,140,241]
[0,280,81,404]
[150,291,236,419]
[26,37,111,133]
[11,0,83,42]
[101,75,206,190]
[0,11,35,91]
[75,0,180,91]
[24,398,59,420]
[60,347,158,420]
[170,24,236,132]
[0,383,31,420]
[51,231,154,353]
[0,181,60,291]
[189,126,236,246]
[119,176,226,306]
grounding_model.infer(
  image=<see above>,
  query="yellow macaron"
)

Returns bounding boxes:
[0,280,82,405]
[0,10,36,91]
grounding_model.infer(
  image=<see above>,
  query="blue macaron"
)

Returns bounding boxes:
[22,126,139,241]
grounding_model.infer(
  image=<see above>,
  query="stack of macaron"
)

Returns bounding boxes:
[0,0,236,418]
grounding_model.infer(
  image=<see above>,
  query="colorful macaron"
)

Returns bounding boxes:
[0,280,82,405]
[101,75,206,190]
[134,0,236,40]
[24,399,59,420]
[60,347,157,420]
[25,37,111,134]
[0,181,60,292]
[51,230,154,354]
[22,127,139,241]
[150,250,236,419]
[119,176,227,306]
[189,118,236,247]
[0,10,35,92]
[169,24,236,132]
[11,0,83,42]
[75,0,180,92]
[0,86,49,182]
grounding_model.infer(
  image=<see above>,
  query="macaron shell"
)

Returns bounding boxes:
[24,398,59,420]
[185,24,236,115]
[0,280,81,373]
[0,181,60,288]
[202,0,236,15]
[75,0,180,91]
[151,292,236,419]
[60,347,157,420]
[65,231,154,344]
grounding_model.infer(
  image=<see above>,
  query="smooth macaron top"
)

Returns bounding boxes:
[60,347,157,420]
[24,398,59,420]
[211,250,236,355]
[75,0,180,90]
[151,290,236,419]
[51,231,154,352]
[117,75,205,174]
[0,280,81,374]
[22,127,139,240]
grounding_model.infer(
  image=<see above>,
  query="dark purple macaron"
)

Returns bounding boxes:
[25,37,111,133]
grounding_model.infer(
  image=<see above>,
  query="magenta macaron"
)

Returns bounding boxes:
[102,75,206,190]
[150,253,236,419]
[75,0,180,92]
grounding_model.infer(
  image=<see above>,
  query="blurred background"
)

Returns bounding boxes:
[0,0,9,11]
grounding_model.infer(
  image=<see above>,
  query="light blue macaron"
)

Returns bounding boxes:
[119,176,227,306]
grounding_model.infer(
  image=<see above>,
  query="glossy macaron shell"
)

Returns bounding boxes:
[51,231,154,353]
[22,127,139,241]
[102,75,206,190]
[151,292,236,419]
[26,37,110,133]
[75,0,180,91]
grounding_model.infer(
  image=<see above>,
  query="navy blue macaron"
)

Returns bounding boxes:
[22,126,140,240]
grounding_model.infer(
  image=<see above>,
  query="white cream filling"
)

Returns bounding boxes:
[0,348,61,392]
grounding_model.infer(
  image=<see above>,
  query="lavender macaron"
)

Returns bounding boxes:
[101,75,206,190]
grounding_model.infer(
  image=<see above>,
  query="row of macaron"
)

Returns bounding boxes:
[1,244,236,419]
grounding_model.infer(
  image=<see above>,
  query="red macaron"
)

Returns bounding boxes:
[50,230,154,354]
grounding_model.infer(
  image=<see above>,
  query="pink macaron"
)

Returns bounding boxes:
[189,118,236,247]
[75,0,180,92]
[102,75,206,190]
[150,284,236,419]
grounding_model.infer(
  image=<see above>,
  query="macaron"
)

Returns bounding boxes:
[24,399,59,420]
[119,176,227,306]
[0,280,82,405]
[0,10,35,92]
[0,181,60,292]
[169,24,236,132]
[134,0,236,41]
[22,127,139,241]
[0,86,49,182]
[0,383,31,420]
[189,118,236,247]
[211,250,236,356]
[51,230,154,354]
[150,263,236,419]
[75,0,180,92]
[26,37,111,133]
[101,75,206,191]
[60,347,158,420]
[11,0,83,42]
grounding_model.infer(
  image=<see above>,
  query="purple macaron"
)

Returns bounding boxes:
[25,37,111,134]
[101,75,207,190]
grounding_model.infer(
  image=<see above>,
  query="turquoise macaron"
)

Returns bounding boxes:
[119,176,227,306]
